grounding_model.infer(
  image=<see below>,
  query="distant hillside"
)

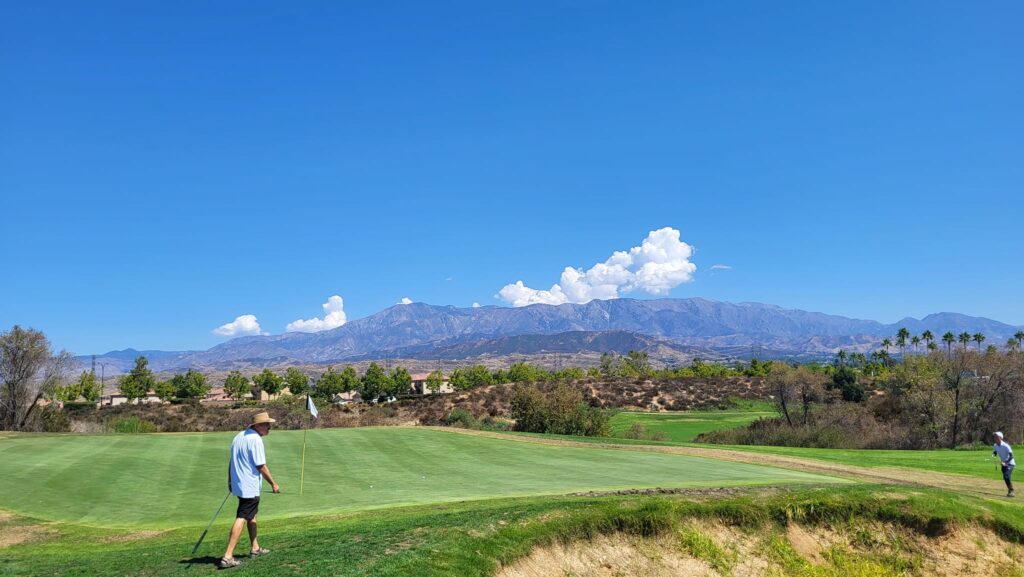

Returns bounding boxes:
[81,298,1023,372]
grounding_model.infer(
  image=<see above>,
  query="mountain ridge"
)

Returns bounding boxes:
[81,298,1024,373]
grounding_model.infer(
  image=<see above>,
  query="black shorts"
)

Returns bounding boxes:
[236,496,260,521]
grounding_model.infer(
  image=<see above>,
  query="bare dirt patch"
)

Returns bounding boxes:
[101,530,164,543]
[0,525,57,549]
[497,533,715,577]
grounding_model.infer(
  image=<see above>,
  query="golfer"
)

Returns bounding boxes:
[220,412,281,569]
[993,431,1015,498]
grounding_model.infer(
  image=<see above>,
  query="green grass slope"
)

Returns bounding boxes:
[0,427,837,528]
[610,407,775,443]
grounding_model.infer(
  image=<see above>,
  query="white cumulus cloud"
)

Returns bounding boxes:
[285,295,348,333]
[710,264,731,270]
[472,302,481,308]
[213,314,265,337]
[496,227,697,307]
[398,297,413,305]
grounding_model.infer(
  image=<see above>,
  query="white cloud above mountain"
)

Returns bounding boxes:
[398,297,413,305]
[212,314,265,337]
[496,227,697,307]
[285,295,347,333]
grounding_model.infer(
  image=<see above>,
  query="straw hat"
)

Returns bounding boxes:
[251,412,277,425]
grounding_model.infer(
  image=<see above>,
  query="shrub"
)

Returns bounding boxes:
[108,416,157,434]
[444,407,480,429]
[510,383,610,437]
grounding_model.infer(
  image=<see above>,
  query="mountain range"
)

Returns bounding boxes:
[81,298,1024,373]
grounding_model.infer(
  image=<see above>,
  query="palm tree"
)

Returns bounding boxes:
[896,327,910,357]
[1016,331,1024,350]
[958,332,971,351]
[911,335,921,353]
[922,330,934,350]
[1007,338,1018,353]
[927,341,938,352]
[973,332,985,351]
[837,349,847,366]
[882,338,892,354]
[942,331,955,354]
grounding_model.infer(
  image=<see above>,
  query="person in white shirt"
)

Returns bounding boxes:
[993,431,1015,498]
[220,412,281,569]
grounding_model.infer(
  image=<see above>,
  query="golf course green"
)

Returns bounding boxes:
[0,427,838,528]
[610,407,775,443]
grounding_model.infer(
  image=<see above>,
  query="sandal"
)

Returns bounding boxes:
[218,557,241,569]
[250,548,271,557]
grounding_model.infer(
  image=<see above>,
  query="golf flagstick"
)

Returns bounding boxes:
[191,491,231,555]
[301,394,319,496]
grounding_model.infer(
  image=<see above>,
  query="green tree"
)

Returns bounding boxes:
[0,326,74,430]
[599,353,619,378]
[896,327,910,357]
[911,335,921,353]
[623,351,651,377]
[508,362,539,383]
[830,365,864,402]
[448,368,470,391]
[465,365,493,388]
[223,371,250,400]
[1016,331,1024,350]
[154,379,176,402]
[360,362,391,400]
[252,369,284,397]
[315,366,345,400]
[340,366,360,392]
[942,331,956,354]
[424,369,445,394]
[958,332,971,351]
[921,330,934,349]
[118,356,155,402]
[285,367,310,397]
[390,366,413,394]
[972,332,985,351]
[510,384,547,432]
[175,369,211,399]
[78,370,102,402]
[1008,338,1020,353]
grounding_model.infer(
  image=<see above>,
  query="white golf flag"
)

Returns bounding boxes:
[307,395,318,418]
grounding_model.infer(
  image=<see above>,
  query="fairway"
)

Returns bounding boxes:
[0,427,837,529]
[610,408,775,443]
[720,444,1003,480]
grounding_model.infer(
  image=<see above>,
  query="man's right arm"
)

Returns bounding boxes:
[258,464,280,493]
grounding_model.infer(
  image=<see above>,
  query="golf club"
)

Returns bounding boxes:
[191,491,231,555]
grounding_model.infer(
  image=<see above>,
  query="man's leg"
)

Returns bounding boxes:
[223,517,247,559]
[248,516,260,552]
[1005,465,1015,496]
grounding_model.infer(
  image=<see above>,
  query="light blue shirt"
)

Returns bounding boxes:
[994,442,1015,467]
[229,428,267,498]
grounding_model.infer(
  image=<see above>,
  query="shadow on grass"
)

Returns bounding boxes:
[178,555,221,569]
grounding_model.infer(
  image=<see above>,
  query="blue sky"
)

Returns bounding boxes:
[2,1,1021,354]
